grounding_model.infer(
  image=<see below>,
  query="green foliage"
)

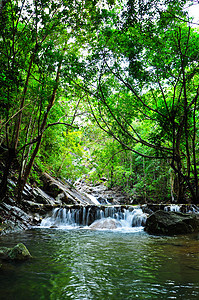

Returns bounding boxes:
[83,0,199,203]
[1,0,199,204]
[81,123,171,202]
[36,128,88,182]
[0,0,105,197]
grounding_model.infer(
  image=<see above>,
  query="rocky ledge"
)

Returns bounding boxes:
[0,173,102,234]
[1,171,199,236]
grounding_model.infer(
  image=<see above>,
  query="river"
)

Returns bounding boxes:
[0,226,199,299]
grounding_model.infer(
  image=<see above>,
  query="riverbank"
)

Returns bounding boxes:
[1,171,199,236]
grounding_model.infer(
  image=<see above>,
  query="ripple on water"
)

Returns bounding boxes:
[0,229,199,299]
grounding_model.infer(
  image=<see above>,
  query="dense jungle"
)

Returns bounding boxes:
[1,1,199,299]
[1,0,199,204]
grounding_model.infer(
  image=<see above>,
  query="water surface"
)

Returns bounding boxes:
[0,228,199,299]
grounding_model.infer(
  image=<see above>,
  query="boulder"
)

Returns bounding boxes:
[89,218,122,230]
[0,243,32,261]
[145,210,199,235]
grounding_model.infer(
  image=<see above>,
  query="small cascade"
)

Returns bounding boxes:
[164,204,199,213]
[40,206,147,229]
[85,193,101,205]
[121,208,147,227]
[164,205,181,212]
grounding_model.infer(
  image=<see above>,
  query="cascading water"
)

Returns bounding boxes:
[164,204,181,212]
[164,204,199,213]
[40,206,147,230]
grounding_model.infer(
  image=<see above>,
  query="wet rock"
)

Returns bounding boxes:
[55,192,67,204]
[96,197,109,205]
[50,225,58,228]
[22,183,33,200]
[41,173,63,197]
[0,203,33,233]
[74,180,129,205]
[32,187,56,206]
[22,200,45,210]
[0,243,32,261]
[40,173,94,205]
[55,192,76,205]
[89,218,122,230]
[145,210,199,235]
[142,204,199,214]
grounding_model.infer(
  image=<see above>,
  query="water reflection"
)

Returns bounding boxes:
[0,229,199,299]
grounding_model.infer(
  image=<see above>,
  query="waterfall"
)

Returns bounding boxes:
[40,206,147,229]
[121,208,147,227]
[164,205,181,212]
[164,204,199,214]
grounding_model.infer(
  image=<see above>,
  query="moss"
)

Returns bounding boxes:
[0,243,32,261]
[0,247,10,259]
[8,243,32,261]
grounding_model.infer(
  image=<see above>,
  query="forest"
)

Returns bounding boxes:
[1,1,199,299]
[1,0,199,204]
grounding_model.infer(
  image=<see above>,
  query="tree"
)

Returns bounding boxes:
[82,0,199,203]
[0,0,104,200]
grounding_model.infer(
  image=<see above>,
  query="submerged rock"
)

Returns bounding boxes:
[89,218,122,230]
[145,210,199,235]
[0,243,32,261]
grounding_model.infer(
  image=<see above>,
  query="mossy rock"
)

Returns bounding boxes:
[0,243,32,261]
[0,247,10,259]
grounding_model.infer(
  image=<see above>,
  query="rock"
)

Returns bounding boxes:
[0,247,10,260]
[89,218,122,230]
[0,243,32,261]
[145,210,199,235]
[41,173,95,205]
[0,203,33,233]
[32,187,56,206]
[55,192,66,204]
[74,180,130,205]
[8,243,32,260]
[55,192,75,205]
[22,200,45,210]
[96,197,109,205]
[142,204,199,214]
[22,183,33,200]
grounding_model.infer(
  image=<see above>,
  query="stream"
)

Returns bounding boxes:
[0,218,199,299]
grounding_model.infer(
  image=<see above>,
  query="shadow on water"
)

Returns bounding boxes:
[0,228,199,299]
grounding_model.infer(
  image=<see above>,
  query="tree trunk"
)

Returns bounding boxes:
[12,45,38,150]
[0,148,16,201]
[17,61,62,201]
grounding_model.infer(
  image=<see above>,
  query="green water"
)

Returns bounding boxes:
[0,228,199,299]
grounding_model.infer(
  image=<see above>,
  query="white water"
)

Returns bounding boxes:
[85,193,101,205]
[40,206,147,232]
[164,204,199,213]
[164,205,181,212]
